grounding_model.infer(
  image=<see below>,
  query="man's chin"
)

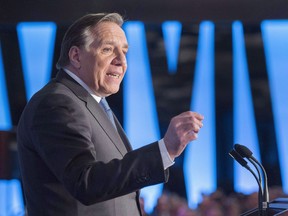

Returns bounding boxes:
[101,88,120,97]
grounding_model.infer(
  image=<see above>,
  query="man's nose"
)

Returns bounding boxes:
[112,51,127,66]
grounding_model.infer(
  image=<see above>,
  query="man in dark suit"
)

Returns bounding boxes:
[17,13,204,216]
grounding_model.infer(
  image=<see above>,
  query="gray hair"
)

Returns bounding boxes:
[56,13,124,69]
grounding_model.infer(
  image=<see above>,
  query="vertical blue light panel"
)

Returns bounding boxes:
[184,21,216,208]
[0,180,7,216]
[162,21,182,74]
[0,179,25,216]
[233,21,261,193]
[261,20,288,193]
[123,21,162,214]
[17,22,56,100]
[0,43,12,131]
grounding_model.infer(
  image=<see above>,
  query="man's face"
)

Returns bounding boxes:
[74,22,128,97]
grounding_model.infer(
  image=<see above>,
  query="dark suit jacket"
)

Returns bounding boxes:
[17,70,168,216]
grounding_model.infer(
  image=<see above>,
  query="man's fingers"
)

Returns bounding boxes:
[177,119,203,135]
[164,111,204,159]
[185,130,198,141]
[179,111,204,120]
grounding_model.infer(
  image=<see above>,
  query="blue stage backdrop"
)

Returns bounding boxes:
[0,20,288,214]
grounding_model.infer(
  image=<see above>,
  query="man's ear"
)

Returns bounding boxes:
[68,46,81,69]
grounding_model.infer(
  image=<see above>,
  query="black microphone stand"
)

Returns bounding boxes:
[235,144,269,215]
[229,149,264,215]
[233,144,288,215]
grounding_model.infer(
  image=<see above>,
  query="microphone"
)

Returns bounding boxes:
[234,144,263,197]
[234,144,269,210]
[229,149,263,213]
[229,149,248,168]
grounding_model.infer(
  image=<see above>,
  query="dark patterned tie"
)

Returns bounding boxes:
[100,98,117,129]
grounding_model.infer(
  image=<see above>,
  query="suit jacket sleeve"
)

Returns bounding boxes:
[28,92,168,205]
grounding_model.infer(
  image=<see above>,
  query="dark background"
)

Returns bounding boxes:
[1,0,288,24]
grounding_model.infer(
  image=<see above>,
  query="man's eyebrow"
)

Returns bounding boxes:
[101,41,129,49]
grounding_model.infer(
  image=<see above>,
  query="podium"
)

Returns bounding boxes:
[241,198,288,216]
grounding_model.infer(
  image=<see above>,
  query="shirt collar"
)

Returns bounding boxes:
[63,68,101,103]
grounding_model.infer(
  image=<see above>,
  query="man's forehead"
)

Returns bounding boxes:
[93,22,124,36]
[101,40,129,48]
[93,23,128,47]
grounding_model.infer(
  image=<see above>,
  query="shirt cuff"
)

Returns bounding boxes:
[158,138,175,170]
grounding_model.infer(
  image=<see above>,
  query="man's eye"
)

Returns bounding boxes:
[103,47,112,53]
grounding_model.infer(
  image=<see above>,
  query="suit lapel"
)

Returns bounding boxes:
[114,116,133,152]
[55,70,128,156]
